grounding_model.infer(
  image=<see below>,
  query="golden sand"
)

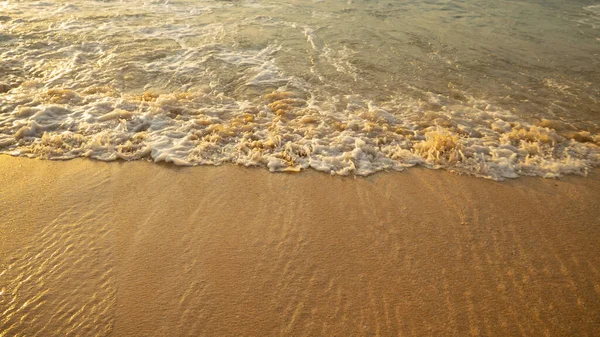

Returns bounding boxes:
[1,156,599,336]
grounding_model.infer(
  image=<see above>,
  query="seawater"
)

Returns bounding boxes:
[1,0,599,179]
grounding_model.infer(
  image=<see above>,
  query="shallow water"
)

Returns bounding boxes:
[1,0,599,179]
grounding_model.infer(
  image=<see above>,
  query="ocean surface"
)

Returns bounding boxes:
[1,0,599,179]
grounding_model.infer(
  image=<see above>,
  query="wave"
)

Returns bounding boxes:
[1,0,599,180]
[1,84,598,180]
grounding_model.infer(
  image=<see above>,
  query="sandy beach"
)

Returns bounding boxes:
[2,1,600,335]
[1,156,599,336]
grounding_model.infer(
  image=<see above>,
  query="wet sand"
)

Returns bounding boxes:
[1,155,599,336]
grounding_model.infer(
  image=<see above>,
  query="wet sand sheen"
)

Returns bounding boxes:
[1,156,599,336]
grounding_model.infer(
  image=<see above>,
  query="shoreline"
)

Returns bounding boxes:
[1,153,598,181]
[1,155,599,336]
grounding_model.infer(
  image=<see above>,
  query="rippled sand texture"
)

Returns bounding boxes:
[0,159,114,336]
[1,0,600,178]
[1,156,600,336]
